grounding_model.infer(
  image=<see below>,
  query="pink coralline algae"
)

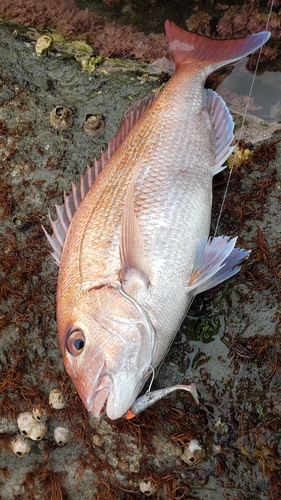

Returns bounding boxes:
[216,5,281,40]
[93,23,167,60]
[0,0,167,62]
[184,2,280,42]
[103,0,122,7]
[186,12,212,37]
[0,0,104,39]
[0,0,104,40]
[267,0,281,7]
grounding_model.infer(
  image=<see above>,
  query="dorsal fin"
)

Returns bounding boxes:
[204,89,235,174]
[43,91,160,265]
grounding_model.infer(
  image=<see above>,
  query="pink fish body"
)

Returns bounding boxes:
[44,22,270,419]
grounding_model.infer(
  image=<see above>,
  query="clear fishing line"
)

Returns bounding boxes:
[214,0,274,236]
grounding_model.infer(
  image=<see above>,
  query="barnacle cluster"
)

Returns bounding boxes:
[10,390,70,457]
[17,411,47,441]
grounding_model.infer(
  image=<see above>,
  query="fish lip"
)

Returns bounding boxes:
[89,387,110,418]
[86,374,112,419]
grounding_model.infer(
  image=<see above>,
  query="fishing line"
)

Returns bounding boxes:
[146,366,155,394]
[214,0,274,236]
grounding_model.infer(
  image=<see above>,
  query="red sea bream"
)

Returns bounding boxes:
[44,21,270,419]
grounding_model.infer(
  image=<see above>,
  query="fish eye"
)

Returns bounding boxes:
[66,329,85,356]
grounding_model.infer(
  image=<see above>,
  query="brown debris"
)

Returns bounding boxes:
[22,466,67,500]
[222,327,281,381]
[213,140,281,287]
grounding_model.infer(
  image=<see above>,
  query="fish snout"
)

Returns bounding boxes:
[104,369,150,420]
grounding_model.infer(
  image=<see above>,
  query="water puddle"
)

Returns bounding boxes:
[218,59,281,122]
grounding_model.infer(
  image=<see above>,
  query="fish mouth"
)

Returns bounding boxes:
[86,375,112,419]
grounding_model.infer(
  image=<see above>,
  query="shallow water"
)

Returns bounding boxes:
[218,59,281,122]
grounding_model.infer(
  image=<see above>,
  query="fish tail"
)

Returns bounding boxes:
[165,20,270,72]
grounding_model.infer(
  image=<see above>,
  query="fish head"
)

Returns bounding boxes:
[57,284,155,420]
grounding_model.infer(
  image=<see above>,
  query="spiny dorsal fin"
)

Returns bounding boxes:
[43,91,160,265]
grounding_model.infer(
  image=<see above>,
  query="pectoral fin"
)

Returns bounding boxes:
[187,236,250,295]
[120,169,151,287]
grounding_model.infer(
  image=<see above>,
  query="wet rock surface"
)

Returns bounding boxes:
[0,18,281,500]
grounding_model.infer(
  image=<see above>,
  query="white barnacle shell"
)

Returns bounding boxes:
[49,389,66,409]
[17,412,36,437]
[32,406,49,422]
[139,479,157,496]
[10,434,32,457]
[28,421,47,441]
[180,439,205,466]
[54,426,70,446]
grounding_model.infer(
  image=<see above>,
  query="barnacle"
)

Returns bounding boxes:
[17,412,36,437]
[29,421,47,441]
[180,439,205,465]
[10,434,32,457]
[54,426,70,445]
[35,35,53,57]
[49,389,66,409]
[50,106,73,132]
[83,114,105,136]
[139,479,157,496]
[32,406,49,422]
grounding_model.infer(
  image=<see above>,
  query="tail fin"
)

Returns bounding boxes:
[165,20,270,71]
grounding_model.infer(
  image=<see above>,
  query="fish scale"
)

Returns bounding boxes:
[44,21,270,419]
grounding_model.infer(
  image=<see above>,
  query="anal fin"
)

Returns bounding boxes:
[187,236,250,295]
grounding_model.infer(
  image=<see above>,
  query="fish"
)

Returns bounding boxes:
[43,21,270,420]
